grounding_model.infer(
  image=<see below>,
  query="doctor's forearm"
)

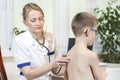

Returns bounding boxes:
[21,63,53,80]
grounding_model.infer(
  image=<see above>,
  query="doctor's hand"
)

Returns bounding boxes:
[50,57,70,69]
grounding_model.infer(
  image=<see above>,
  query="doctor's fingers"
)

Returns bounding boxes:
[51,57,70,68]
[55,57,70,63]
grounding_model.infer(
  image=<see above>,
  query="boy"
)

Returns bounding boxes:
[65,12,105,80]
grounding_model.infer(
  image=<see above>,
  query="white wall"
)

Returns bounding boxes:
[69,0,86,37]
[106,68,120,80]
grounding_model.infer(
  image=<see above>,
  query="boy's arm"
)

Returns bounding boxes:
[90,52,105,80]
[100,67,107,80]
[64,69,68,80]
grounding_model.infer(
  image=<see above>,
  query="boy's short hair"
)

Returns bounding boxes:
[72,12,98,37]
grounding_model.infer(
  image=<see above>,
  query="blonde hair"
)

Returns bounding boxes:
[22,3,44,20]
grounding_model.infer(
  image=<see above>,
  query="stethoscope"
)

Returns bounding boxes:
[36,38,62,74]
[36,38,54,63]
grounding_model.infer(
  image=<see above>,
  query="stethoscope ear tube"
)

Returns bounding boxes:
[36,39,55,63]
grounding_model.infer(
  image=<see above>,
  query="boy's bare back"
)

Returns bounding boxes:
[66,44,101,80]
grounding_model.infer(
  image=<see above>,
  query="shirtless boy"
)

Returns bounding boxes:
[65,12,105,80]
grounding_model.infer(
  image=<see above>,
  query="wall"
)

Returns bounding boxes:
[106,67,120,80]
[69,0,86,37]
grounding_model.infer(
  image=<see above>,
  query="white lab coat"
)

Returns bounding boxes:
[11,31,61,80]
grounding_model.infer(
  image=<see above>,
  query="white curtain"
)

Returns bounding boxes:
[54,0,69,54]
[0,0,13,56]
[86,0,97,14]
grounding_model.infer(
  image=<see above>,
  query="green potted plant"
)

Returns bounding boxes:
[94,0,120,63]
[13,27,26,36]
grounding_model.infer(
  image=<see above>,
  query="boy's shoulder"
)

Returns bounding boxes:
[85,49,98,58]
[85,50,99,64]
[67,47,98,59]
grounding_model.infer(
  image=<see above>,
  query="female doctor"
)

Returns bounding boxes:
[11,3,70,80]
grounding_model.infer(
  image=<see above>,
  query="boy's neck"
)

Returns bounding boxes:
[75,37,88,48]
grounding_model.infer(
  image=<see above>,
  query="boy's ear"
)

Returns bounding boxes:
[86,30,88,37]
[83,29,89,37]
